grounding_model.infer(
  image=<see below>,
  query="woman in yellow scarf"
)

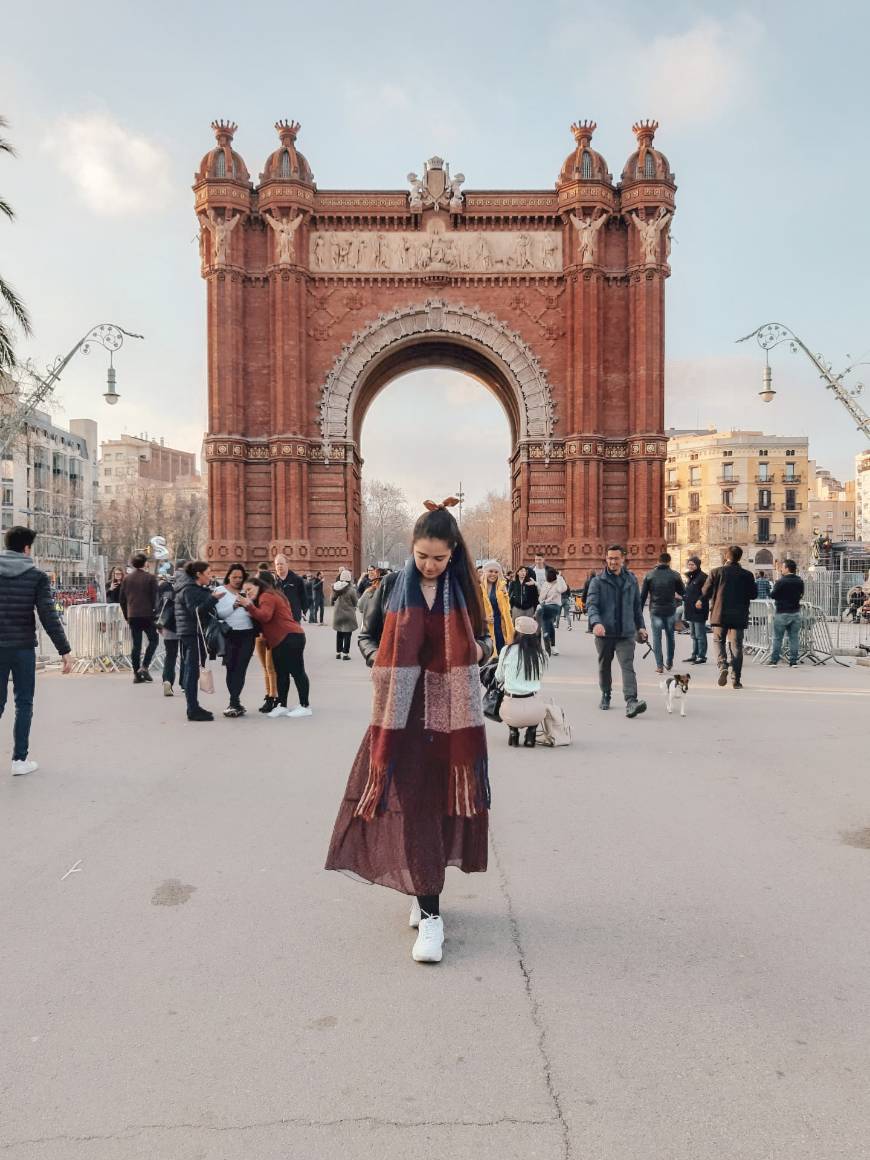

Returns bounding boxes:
[480,561,515,653]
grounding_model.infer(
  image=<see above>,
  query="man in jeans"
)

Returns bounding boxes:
[120,552,159,683]
[702,545,757,689]
[0,525,73,775]
[682,555,709,663]
[767,559,804,667]
[640,552,685,674]
[586,544,649,718]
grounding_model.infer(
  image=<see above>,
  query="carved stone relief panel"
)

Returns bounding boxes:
[310,227,562,275]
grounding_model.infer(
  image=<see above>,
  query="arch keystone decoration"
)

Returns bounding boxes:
[319,299,555,459]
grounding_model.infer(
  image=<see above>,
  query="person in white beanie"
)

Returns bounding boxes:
[495,615,548,747]
[332,569,360,660]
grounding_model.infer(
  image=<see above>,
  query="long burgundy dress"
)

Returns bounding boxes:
[325,580,488,896]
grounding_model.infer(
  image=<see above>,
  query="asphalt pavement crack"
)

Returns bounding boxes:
[0,1115,555,1149]
[491,825,573,1160]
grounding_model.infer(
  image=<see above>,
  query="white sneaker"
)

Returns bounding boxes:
[11,758,38,776]
[412,914,444,963]
[267,705,290,718]
[552,647,560,656]
[409,898,421,928]
[286,705,313,718]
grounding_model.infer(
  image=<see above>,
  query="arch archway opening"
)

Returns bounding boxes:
[358,364,513,573]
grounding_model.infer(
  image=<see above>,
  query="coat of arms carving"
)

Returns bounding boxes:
[407,157,464,213]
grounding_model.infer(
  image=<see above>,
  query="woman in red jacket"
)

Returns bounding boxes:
[236,575,311,718]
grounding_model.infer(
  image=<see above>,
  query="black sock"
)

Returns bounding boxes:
[416,894,439,917]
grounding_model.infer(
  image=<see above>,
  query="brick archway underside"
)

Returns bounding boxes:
[319,299,555,457]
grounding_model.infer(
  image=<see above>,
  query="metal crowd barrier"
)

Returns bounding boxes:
[63,604,164,674]
[743,599,844,666]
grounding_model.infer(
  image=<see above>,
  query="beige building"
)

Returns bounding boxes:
[99,433,197,496]
[856,451,870,542]
[809,467,855,543]
[665,429,810,575]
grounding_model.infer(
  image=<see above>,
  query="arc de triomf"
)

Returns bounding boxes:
[195,118,676,580]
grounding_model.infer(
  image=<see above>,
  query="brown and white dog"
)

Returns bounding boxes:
[660,673,691,717]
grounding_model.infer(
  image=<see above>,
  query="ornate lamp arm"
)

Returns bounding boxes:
[738,321,870,441]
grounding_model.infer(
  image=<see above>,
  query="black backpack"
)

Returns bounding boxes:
[157,589,176,633]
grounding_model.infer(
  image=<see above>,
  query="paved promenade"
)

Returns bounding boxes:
[2,625,870,1159]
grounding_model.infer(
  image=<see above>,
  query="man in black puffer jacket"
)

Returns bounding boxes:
[0,525,73,775]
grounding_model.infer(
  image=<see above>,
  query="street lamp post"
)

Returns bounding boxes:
[0,323,144,457]
[738,322,870,441]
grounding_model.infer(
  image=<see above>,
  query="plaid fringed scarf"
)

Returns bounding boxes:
[354,556,490,821]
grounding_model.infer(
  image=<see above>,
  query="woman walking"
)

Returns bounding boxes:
[496,616,548,748]
[237,575,311,718]
[214,564,256,716]
[253,566,279,713]
[480,561,514,654]
[537,566,568,656]
[332,569,359,660]
[508,565,538,623]
[326,498,492,965]
[174,561,221,723]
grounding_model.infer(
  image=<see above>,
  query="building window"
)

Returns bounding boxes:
[785,517,797,533]
[279,150,292,179]
[758,488,772,510]
[0,511,10,530]
[666,468,676,484]
[690,453,699,461]
[643,152,656,178]
[688,519,700,542]
[722,450,733,457]
[721,463,734,481]
[215,150,227,178]
[721,489,734,508]
[785,463,796,480]
[757,517,771,542]
[1,459,12,481]
[581,150,593,179]
[785,449,795,457]
[689,466,701,485]
[104,467,112,477]
[665,520,677,543]
[758,463,770,481]
[758,448,768,457]
[785,489,797,511]
[689,491,700,512]
[666,494,676,513]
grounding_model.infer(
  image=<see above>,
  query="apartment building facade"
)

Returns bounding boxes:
[665,430,810,573]
[856,451,870,542]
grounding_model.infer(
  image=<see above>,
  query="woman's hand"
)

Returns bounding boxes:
[235,595,252,608]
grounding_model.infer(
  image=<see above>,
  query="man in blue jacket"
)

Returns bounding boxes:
[586,544,649,718]
[0,525,73,775]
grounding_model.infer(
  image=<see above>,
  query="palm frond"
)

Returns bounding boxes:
[0,197,14,221]
[0,276,31,334]
[0,324,15,372]
[0,137,15,157]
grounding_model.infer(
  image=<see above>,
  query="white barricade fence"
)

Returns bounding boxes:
[744,598,842,666]
[804,571,865,618]
[64,604,164,674]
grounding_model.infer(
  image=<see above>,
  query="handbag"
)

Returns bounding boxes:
[538,701,572,747]
[196,610,215,695]
[482,682,504,722]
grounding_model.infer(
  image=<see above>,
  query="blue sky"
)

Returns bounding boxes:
[2,0,869,503]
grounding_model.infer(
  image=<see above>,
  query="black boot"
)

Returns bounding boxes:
[508,727,520,747]
[599,692,611,710]
[523,727,536,747]
[259,695,276,714]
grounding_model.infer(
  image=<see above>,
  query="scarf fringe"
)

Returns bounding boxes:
[354,762,394,822]
[447,757,491,818]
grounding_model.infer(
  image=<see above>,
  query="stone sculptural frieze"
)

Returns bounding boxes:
[309,229,563,275]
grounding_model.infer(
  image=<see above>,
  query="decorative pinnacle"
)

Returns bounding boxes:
[571,120,597,145]
[276,119,301,144]
[632,119,659,142]
[211,120,238,142]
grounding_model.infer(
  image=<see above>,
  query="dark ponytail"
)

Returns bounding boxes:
[411,506,484,637]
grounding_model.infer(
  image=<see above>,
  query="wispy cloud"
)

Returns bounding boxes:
[43,113,172,215]
[559,11,764,131]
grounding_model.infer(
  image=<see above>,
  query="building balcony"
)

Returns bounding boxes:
[754,534,777,545]
[783,474,801,484]
[716,475,739,485]
[754,503,775,513]
[755,474,776,483]
[708,503,749,514]
[781,502,803,512]
[665,480,682,491]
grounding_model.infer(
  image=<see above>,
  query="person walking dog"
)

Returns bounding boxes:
[326,498,492,965]
[586,544,648,718]
[702,545,757,689]
[0,525,73,775]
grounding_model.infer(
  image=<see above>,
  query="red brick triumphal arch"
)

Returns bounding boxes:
[194,118,676,580]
